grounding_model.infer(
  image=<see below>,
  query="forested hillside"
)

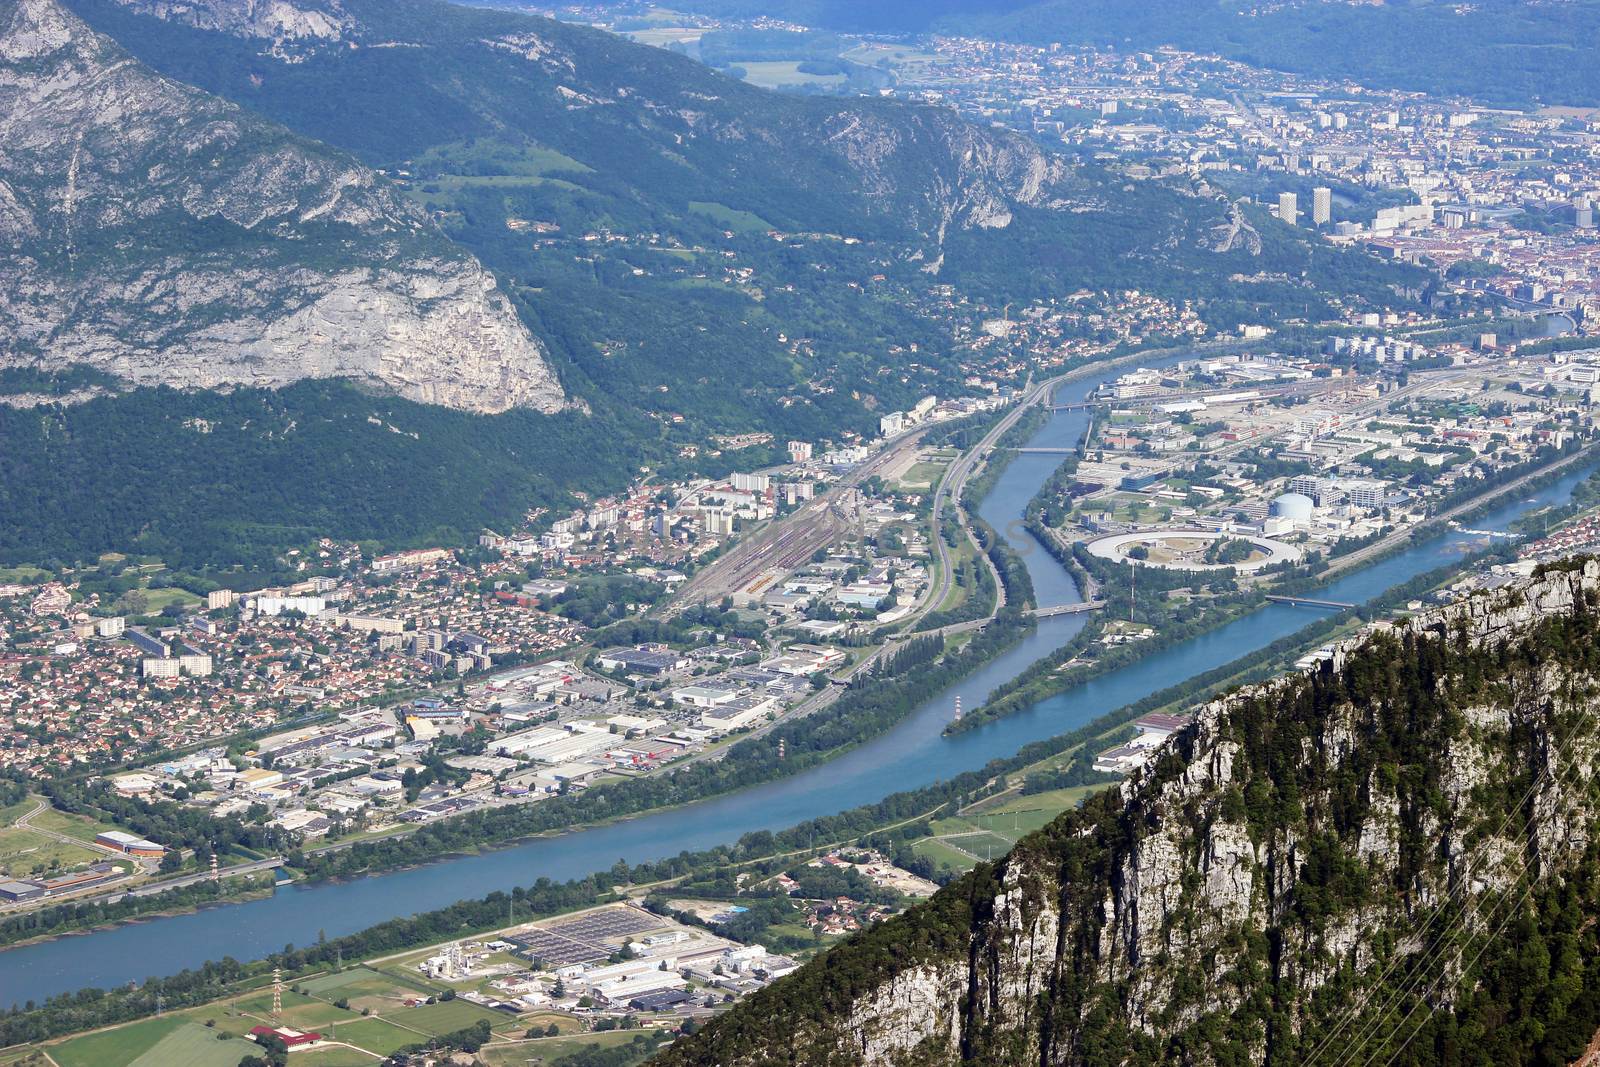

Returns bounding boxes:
[65,0,1423,431]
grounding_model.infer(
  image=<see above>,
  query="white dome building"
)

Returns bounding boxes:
[1270,492,1315,523]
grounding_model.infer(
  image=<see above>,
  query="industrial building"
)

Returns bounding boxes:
[594,646,689,676]
[94,830,165,857]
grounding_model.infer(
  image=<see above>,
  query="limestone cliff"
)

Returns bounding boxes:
[0,0,565,414]
[661,560,1600,1065]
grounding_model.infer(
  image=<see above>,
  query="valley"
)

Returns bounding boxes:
[5,0,1600,1063]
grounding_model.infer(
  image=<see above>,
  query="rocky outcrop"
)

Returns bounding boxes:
[661,560,1600,1065]
[0,0,566,414]
[106,0,350,56]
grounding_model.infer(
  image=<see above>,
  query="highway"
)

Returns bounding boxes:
[103,856,287,901]
[905,374,1069,628]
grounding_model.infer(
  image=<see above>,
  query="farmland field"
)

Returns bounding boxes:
[323,1017,420,1056]
[385,998,507,1036]
[49,1015,185,1067]
[127,1022,258,1067]
[301,966,433,1000]
[289,1048,379,1067]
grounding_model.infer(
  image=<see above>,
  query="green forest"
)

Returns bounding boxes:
[0,381,636,568]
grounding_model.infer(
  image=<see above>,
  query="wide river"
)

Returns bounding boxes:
[6,351,1595,1008]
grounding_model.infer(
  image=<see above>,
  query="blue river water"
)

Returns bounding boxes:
[3,356,1594,1009]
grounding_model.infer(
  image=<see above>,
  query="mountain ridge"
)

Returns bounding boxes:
[659,559,1600,1065]
[61,0,1424,430]
[72,0,1073,241]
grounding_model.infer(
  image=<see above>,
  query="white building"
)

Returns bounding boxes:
[1312,186,1332,225]
[254,595,327,618]
[141,657,182,679]
[1278,191,1298,225]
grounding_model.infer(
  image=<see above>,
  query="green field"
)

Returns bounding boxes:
[909,782,1103,876]
[127,1022,258,1067]
[478,1030,658,1066]
[27,804,121,844]
[323,1017,420,1056]
[937,830,1013,861]
[0,797,111,877]
[0,825,99,878]
[387,998,507,1036]
[687,200,772,233]
[232,989,360,1031]
[899,460,948,490]
[958,787,1098,837]
[140,587,204,612]
[911,837,981,876]
[735,60,846,89]
[50,1015,187,1067]
[840,41,938,71]
[301,966,432,1000]
[288,1048,378,1067]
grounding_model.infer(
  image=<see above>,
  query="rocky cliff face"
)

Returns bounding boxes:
[0,0,565,413]
[662,560,1600,1066]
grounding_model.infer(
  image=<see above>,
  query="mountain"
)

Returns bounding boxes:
[60,0,1421,434]
[0,0,1426,566]
[660,559,1600,1066]
[666,0,1600,108]
[0,0,565,414]
[69,0,1062,235]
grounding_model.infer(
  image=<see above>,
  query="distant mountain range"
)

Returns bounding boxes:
[34,0,1417,425]
[0,0,566,414]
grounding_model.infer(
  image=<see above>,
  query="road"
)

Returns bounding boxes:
[13,799,122,858]
[0,797,289,914]
[102,856,287,901]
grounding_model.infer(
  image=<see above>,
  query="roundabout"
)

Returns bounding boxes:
[1085,528,1302,573]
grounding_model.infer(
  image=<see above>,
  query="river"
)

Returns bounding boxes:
[5,356,1596,1008]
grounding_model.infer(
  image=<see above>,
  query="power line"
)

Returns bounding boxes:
[1302,662,1561,1066]
[1317,668,1591,1067]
